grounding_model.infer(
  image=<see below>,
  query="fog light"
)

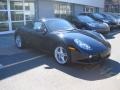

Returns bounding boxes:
[89,55,92,59]
[68,47,76,52]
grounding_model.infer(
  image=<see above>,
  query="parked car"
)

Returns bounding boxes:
[111,14,120,27]
[70,15,110,34]
[80,13,118,29]
[101,13,119,28]
[15,18,111,65]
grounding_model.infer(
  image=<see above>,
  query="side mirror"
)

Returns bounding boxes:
[34,25,47,35]
[40,28,47,35]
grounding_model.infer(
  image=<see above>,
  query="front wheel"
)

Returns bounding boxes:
[54,46,71,65]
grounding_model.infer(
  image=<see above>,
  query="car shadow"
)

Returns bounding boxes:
[44,57,120,81]
[0,51,120,81]
[104,29,120,39]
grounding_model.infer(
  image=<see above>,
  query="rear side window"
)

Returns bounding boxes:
[33,22,42,30]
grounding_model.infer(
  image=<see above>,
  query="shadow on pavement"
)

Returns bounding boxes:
[105,29,120,39]
[45,58,120,81]
[0,52,120,81]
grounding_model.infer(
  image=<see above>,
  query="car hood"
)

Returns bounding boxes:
[52,30,110,53]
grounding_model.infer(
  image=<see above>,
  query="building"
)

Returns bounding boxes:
[0,0,105,34]
[104,0,120,15]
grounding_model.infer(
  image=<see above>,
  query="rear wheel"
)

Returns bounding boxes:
[54,46,71,65]
[15,35,25,48]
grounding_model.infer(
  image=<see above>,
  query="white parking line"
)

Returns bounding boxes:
[0,55,45,70]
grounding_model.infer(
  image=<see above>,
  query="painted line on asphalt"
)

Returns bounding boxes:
[0,55,45,70]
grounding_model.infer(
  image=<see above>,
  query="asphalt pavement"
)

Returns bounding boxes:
[0,30,120,90]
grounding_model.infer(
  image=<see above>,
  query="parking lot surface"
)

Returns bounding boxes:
[0,30,120,90]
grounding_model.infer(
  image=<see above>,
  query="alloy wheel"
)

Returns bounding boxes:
[54,46,68,64]
[15,35,22,48]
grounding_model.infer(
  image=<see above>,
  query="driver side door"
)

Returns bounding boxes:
[31,21,47,50]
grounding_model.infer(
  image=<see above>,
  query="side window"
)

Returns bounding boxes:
[33,22,42,30]
[26,22,33,28]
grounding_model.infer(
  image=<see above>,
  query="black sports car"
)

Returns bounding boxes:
[15,18,111,65]
[70,15,110,34]
[101,13,119,28]
[110,14,120,27]
[80,13,118,29]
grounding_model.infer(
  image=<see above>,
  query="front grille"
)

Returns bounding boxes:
[77,52,110,64]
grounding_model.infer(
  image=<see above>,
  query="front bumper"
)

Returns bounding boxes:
[96,29,110,34]
[70,48,111,64]
[91,27,110,34]
[109,24,118,28]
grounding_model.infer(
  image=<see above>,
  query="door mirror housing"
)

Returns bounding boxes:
[35,28,47,34]
[39,28,47,35]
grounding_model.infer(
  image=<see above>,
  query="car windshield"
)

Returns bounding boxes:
[103,14,116,20]
[45,19,74,31]
[92,13,105,19]
[112,15,119,19]
[116,16,120,19]
[77,16,95,23]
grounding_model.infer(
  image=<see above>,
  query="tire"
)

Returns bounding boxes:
[54,46,71,65]
[15,35,25,48]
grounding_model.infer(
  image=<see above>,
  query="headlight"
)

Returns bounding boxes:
[118,19,120,22]
[103,20,109,23]
[74,39,92,50]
